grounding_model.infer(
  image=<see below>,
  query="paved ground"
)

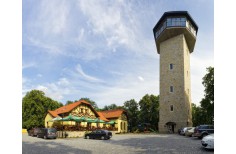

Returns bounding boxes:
[22,133,213,154]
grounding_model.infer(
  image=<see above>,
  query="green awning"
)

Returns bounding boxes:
[106,120,116,124]
[61,114,86,122]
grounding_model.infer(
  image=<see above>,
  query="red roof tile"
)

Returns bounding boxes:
[97,112,109,122]
[99,109,126,119]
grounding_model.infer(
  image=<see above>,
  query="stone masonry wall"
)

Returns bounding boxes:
[158,34,192,133]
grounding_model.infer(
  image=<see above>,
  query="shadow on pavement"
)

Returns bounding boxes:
[105,134,213,153]
[22,141,91,154]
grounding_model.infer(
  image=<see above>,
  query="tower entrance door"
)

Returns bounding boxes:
[166,122,176,133]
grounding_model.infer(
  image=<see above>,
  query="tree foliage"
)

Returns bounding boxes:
[80,97,99,110]
[123,99,139,131]
[65,100,74,105]
[192,67,214,126]
[200,67,214,124]
[22,90,63,129]
[138,94,159,130]
[101,104,124,111]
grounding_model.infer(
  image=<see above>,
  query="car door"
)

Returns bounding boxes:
[208,125,214,134]
[90,131,97,139]
[95,130,101,139]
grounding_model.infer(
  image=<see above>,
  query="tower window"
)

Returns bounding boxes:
[170,105,174,111]
[170,64,173,70]
[170,86,174,92]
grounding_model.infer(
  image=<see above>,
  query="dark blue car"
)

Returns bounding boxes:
[84,130,112,140]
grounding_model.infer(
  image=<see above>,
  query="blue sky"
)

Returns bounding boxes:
[22,0,214,108]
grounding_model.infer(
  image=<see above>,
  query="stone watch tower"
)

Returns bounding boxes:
[153,11,198,133]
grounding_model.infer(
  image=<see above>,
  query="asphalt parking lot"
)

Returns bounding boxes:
[22,133,213,154]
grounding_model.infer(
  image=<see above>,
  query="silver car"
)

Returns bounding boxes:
[180,127,193,135]
[185,127,195,137]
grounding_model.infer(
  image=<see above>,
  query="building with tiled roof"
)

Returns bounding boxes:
[45,100,128,133]
[98,109,128,133]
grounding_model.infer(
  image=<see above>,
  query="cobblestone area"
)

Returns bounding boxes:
[22,133,213,154]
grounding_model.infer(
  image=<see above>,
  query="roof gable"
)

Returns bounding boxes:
[48,100,99,117]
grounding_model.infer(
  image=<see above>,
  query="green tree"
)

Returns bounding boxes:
[65,100,74,105]
[200,67,214,124]
[22,90,63,129]
[123,99,139,132]
[101,104,121,111]
[192,103,205,126]
[192,67,214,126]
[79,98,99,110]
[138,94,159,130]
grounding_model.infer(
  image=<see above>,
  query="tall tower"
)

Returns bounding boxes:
[153,11,198,133]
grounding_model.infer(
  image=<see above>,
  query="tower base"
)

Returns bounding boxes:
[158,121,193,133]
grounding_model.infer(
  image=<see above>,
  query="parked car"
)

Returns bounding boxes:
[27,128,34,136]
[36,128,57,139]
[185,127,195,137]
[201,134,214,149]
[28,128,41,137]
[178,127,183,135]
[84,130,112,140]
[192,125,214,139]
[180,127,193,135]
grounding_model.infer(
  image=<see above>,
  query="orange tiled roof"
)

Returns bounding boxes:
[97,112,109,122]
[99,109,126,119]
[48,100,97,117]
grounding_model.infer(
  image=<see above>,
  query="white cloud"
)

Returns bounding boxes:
[37,0,69,35]
[22,62,36,69]
[190,51,214,105]
[75,64,104,83]
[36,85,48,91]
[138,76,144,81]
[77,0,153,57]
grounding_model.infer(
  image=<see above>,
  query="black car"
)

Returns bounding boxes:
[192,125,214,139]
[84,130,112,140]
[36,128,57,139]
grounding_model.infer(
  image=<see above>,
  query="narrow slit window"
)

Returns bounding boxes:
[170,63,173,70]
[170,105,174,111]
[170,86,174,92]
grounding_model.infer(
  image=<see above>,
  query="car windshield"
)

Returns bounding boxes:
[48,129,56,133]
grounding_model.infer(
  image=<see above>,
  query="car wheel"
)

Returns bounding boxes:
[86,136,90,139]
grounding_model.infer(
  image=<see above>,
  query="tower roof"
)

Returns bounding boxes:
[153,11,198,34]
[153,11,198,53]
